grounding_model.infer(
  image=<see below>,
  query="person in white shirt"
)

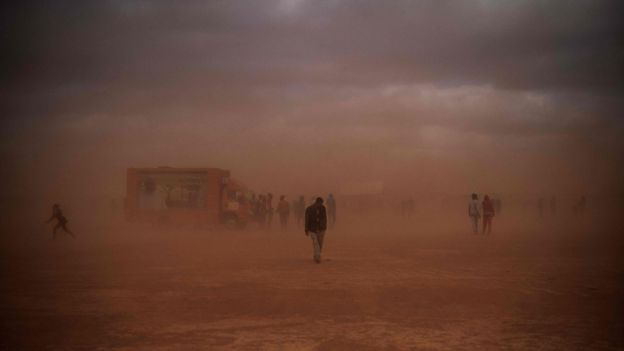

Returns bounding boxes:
[468,193,481,234]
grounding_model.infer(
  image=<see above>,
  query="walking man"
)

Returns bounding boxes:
[468,193,480,234]
[305,197,328,263]
[46,204,75,239]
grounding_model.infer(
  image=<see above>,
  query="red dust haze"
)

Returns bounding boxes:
[1,1,624,350]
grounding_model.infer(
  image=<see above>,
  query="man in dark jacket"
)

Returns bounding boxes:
[305,197,327,263]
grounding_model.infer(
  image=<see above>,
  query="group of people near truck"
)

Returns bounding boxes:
[244,193,336,233]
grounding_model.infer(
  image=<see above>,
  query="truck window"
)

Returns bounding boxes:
[137,172,208,209]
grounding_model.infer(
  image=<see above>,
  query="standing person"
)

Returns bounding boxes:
[305,197,328,263]
[550,196,557,216]
[46,204,75,239]
[538,197,544,218]
[482,195,495,234]
[468,193,480,234]
[277,195,291,231]
[266,193,274,230]
[327,193,337,228]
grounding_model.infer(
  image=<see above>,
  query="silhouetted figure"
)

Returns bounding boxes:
[294,196,305,227]
[266,193,274,230]
[538,198,544,218]
[277,195,290,231]
[327,193,336,228]
[305,197,327,263]
[482,195,495,234]
[550,196,557,216]
[468,193,480,234]
[46,204,74,239]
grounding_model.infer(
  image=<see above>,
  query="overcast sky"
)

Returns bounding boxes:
[1,0,623,199]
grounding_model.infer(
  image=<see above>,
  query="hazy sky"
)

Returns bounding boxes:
[2,0,623,199]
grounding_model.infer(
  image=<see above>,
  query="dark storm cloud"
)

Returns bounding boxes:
[3,0,623,92]
[1,0,622,139]
[1,0,622,122]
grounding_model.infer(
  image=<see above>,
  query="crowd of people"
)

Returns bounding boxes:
[47,192,590,262]
[239,193,337,233]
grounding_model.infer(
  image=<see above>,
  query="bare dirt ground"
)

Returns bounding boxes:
[1,212,623,350]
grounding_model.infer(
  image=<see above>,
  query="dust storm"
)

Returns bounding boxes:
[1,1,624,350]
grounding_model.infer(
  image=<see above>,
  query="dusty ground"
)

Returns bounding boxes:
[1,213,623,350]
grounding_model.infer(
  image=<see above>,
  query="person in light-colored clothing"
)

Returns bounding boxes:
[468,193,480,234]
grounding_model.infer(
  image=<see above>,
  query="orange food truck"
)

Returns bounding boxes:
[125,167,255,228]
